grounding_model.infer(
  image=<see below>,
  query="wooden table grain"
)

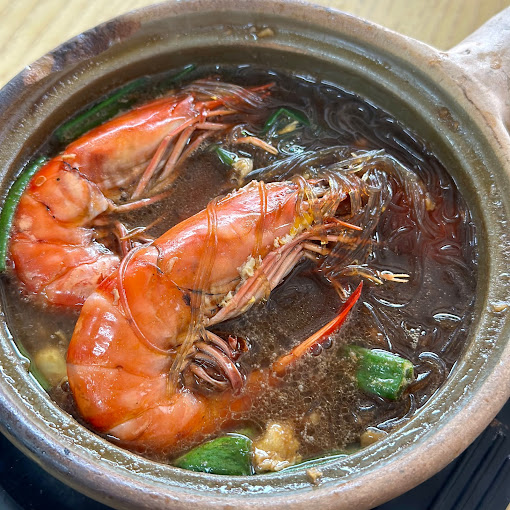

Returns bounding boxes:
[0,0,509,88]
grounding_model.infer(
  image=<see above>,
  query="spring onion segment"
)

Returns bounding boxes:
[262,107,309,135]
[214,146,237,166]
[0,157,48,272]
[15,341,51,391]
[55,64,196,143]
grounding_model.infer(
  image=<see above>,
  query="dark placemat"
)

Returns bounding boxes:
[1,400,509,510]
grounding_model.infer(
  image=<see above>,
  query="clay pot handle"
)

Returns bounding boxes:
[448,8,510,121]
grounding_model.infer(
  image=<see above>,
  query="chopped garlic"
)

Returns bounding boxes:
[492,301,509,312]
[425,194,436,211]
[307,411,321,426]
[257,27,275,38]
[237,255,262,280]
[112,287,120,306]
[219,291,234,308]
[306,467,323,486]
[360,427,388,447]
[278,120,299,135]
[231,157,253,182]
[253,421,302,472]
[238,256,256,279]
[273,233,294,248]
[34,346,67,386]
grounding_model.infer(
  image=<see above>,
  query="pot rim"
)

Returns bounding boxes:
[0,2,509,509]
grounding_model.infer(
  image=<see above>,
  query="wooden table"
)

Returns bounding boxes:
[0,0,509,88]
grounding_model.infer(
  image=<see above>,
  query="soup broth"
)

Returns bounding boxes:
[1,65,476,468]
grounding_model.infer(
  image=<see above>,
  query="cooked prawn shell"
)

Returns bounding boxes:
[66,145,428,454]
[8,80,272,307]
[66,176,364,453]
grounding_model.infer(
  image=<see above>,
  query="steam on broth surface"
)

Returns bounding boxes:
[0,65,476,471]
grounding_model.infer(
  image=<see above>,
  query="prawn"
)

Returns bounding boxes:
[7,79,273,307]
[66,159,414,454]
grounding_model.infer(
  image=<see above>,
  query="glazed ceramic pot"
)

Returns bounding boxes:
[0,2,509,509]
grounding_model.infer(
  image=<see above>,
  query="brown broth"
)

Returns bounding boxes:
[0,65,477,466]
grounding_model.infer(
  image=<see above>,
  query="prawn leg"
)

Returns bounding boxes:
[209,237,307,326]
[271,281,363,378]
[209,220,360,327]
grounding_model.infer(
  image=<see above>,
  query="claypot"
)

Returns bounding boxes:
[0,1,509,509]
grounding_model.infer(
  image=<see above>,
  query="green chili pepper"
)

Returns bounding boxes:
[262,107,310,135]
[174,433,254,475]
[0,157,48,272]
[345,345,414,400]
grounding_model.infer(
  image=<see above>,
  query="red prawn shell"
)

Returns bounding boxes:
[67,181,301,452]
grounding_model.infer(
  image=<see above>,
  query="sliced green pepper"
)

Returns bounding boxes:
[174,433,254,475]
[0,157,48,272]
[346,345,414,400]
